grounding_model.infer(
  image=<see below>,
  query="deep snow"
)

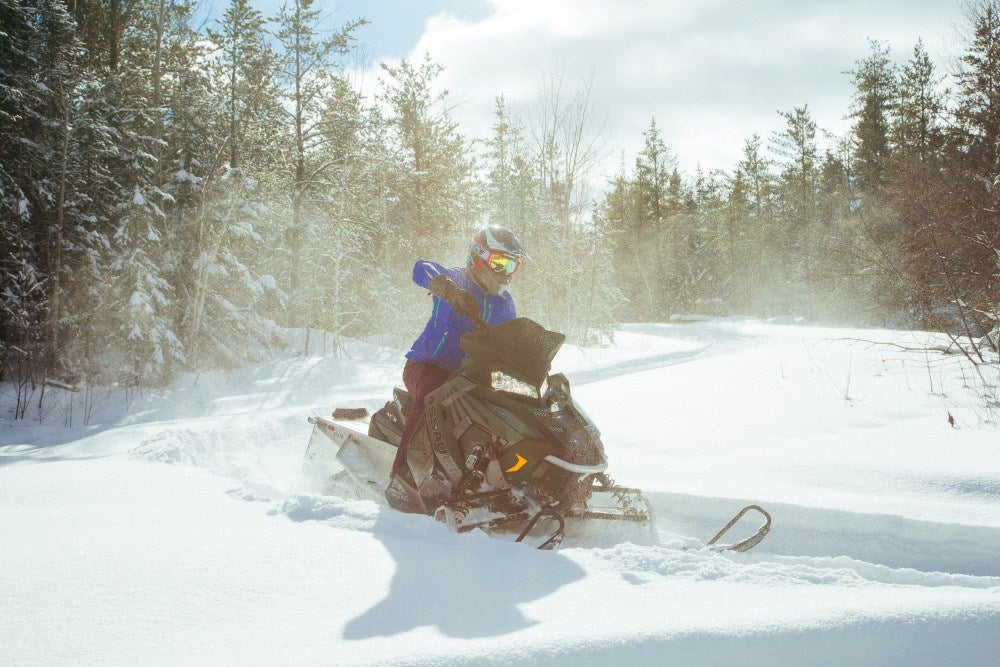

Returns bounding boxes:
[2,318,1000,665]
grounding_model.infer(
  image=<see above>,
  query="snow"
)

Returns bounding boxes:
[3,319,1000,665]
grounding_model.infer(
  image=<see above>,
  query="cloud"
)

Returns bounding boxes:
[389,0,963,180]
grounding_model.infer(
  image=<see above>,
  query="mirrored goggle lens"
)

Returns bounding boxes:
[487,252,520,275]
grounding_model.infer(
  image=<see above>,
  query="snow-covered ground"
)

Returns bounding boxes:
[3,318,1000,665]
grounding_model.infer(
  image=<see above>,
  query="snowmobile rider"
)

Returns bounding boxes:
[389,225,528,478]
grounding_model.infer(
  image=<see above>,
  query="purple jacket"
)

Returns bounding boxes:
[405,260,516,372]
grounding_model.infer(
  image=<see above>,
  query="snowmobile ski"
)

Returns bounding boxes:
[705,504,772,553]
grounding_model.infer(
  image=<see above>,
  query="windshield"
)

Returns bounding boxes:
[461,318,566,389]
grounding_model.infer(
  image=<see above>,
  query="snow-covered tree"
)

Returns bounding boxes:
[157,0,288,367]
[273,0,366,340]
[306,77,399,344]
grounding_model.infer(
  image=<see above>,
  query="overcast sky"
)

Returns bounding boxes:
[233,0,968,180]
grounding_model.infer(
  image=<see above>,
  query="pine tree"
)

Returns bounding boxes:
[956,0,1000,181]
[484,96,541,230]
[308,75,397,343]
[720,136,780,315]
[628,117,678,317]
[98,0,194,383]
[849,39,897,191]
[769,105,822,313]
[893,39,945,163]
[773,105,819,216]
[165,0,287,367]
[273,0,366,343]
[378,53,478,244]
[0,0,95,385]
[670,168,728,314]
[209,0,281,171]
[633,117,675,236]
[948,0,1000,337]
[738,134,774,221]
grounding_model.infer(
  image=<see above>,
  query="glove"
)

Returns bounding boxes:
[428,274,485,328]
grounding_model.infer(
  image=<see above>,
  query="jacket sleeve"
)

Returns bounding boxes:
[411,260,447,289]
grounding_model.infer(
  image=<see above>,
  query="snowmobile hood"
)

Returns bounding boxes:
[459,317,565,389]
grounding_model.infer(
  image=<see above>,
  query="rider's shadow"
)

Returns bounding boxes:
[342,510,586,639]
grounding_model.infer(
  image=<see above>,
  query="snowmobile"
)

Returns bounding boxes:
[303,317,770,551]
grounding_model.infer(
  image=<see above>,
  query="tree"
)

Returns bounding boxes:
[209,0,275,171]
[633,117,675,236]
[167,0,287,367]
[527,67,605,230]
[378,53,477,243]
[893,39,945,163]
[0,0,93,385]
[773,105,819,214]
[521,67,613,338]
[956,0,1000,181]
[768,106,823,313]
[945,0,1000,337]
[849,39,897,191]
[484,96,541,230]
[613,117,676,318]
[738,134,774,221]
[273,0,366,339]
[308,75,398,343]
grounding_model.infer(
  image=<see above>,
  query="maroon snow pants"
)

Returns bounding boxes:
[390,360,451,476]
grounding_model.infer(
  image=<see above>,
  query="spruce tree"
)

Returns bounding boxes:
[485,96,540,230]
[950,0,1000,337]
[849,39,897,192]
[773,106,819,218]
[378,53,478,245]
[0,0,97,385]
[956,0,1000,181]
[309,75,396,343]
[769,105,822,313]
[894,39,945,163]
[273,0,366,345]
[169,0,287,367]
[629,117,678,317]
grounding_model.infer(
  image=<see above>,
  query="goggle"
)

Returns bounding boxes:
[482,249,522,275]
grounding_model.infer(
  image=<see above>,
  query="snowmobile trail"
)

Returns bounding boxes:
[566,345,709,386]
[562,322,753,387]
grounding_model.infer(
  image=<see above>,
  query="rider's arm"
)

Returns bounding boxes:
[412,260,449,289]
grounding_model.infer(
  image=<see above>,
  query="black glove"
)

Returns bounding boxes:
[428,274,485,328]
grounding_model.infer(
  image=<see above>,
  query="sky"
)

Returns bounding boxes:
[212,0,968,180]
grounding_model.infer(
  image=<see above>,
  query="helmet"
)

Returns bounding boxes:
[467,225,528,295]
